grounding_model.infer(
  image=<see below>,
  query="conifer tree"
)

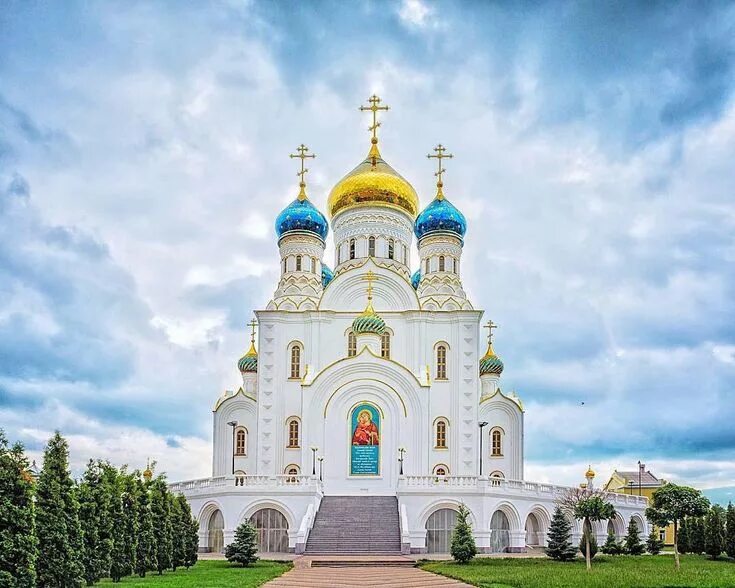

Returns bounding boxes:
[109,466,128,582]
[704,506,724,559]
[545,506,577,561]
[169,493,185,571]
[450,503,477,564]
[646,527,664,555]
[150,476,173,574]
[97,462,116,577]
[678,517,690,554]
[578,527,598,559]
[0,430,37,588]
[134,476,157,577]
[174,494,199,570]
[725,502,735,560]
[79,460,113,586]
[601,530,622,555]
[35,432,84,588]
[690,517,706,554]
[121,473,139,576]
[624,518,645,555]
[224,521,259,567]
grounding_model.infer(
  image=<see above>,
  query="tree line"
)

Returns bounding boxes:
[0,430,199,587]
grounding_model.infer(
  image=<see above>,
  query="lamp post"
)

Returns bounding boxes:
[478,422,489,476]
[628,480,635,495]
[398,447,406,475]
[318,457,324,482]
[637,460,642,496]
[227,421,238,475]
[311,446,318,476]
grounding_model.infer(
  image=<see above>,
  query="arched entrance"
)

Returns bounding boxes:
[490,510,510,553]
[250,508,289,553]
[425,508,458,553]
[207,509,224,553]
[525,512,541,546]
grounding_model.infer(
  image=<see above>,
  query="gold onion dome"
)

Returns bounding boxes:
[586,465,596,479]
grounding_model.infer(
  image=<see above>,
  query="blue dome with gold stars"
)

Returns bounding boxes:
[275,196,328,240]
[414,194,466,241]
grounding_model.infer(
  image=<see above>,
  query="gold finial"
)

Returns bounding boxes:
[427,143,454,200]
[482,320,498,357]
[245,318,258,356]
[361,270,377,314]
[359,94,390,165]
[289,144,316,201]
[143,458,153,481]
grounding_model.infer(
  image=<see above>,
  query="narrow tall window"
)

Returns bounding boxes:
[295,255,302,271]
[311,257,316,273]
[439,255,445,272]
[290,345,301,378]
[381,332,391,359]
[403,244,408,264]
[436,345,447,379]
[436,420,447,448]
[388,238,395,259]
[368,236,376,257]
[236,428,247,455]
[347,331,357,357]
[491,429,503,456]
[451,258,456,274]
[425,258,430,274]
[337,246,342,265]
[287,420,300,448]
[349,238,356,260]
[283,258,287,274]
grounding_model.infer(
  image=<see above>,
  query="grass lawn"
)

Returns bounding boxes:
[98,559,291,587]
[421,554,735,588]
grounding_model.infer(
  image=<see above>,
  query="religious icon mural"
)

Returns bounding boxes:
[350,403,380,476]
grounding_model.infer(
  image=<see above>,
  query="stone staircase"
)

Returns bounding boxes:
[305,496,402,555]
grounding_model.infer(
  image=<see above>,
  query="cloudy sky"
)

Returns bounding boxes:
[1,0,734,502]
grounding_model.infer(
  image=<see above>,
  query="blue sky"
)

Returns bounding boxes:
[1,0,734,499]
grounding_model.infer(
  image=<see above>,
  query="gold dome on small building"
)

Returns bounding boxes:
[585,465,596,479]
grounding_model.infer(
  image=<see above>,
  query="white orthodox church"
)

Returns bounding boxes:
[172,96,648,555]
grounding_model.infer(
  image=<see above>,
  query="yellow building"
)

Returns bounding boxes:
[603,463,673,545]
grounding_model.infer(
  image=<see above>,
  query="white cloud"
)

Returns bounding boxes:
[398,0,434,29]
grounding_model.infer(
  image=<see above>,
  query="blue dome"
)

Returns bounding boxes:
[275,197,328,240]
[411,269,421,290]
[414,196,467,241]
[322,264,334,288]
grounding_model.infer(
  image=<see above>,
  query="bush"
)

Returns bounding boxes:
[579,530,598,559]
[646,528,664,555]
[601,531,624,555]
[224,521,259,567]
[545,507,577,561]
[450,504,477,564]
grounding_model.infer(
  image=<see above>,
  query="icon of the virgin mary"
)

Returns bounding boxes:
[351,409,379,446]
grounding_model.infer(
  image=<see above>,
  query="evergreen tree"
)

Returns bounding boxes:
[678,517,690,554]
[169,493,185,571]
[109,466,128,582]
[224,521,259,567]
[624,518,645,555]
[690,517,706,554]
[0,430,37,588]
[450,503,477,564]
[79,460,114,586]
[578,528,598,559]
[573,495,613,570]
[601,530,623,555]
[97,462,116,578]
[545,507,577,561]
[120,473,139,577]
[134,476,157,577]
[174,495,199,570]
[646,527,664,555]
[704,506,725,559]
[725,502,735,560]
[35,432,84,588]
[150,476,173,574]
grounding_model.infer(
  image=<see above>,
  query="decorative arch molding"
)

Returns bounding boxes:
[489,501,522,531]
[197,501,225,531]
[238,500,297,531]
[523,504,551,532]
[629,513,647,534]
[319,259,419,312]
[213,389,257,413]
[418,499,478,529]
[216,396,257,421]
[609,512,626,536]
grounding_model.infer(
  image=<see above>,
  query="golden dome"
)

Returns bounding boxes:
[327,144,419,219]
[585,465,595,479]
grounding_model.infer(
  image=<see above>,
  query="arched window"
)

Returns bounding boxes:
[368,236,376,257]
[347,331,357,357]
[289,344,302,379]
[433,464,449,476]
[425,258,430,274]
[439,255,445,272]
[311,257,316,273]
[491,428,503,456]
[282,258,287,274]
[436,344,448,380]
[295,255,302,271]
[337,245,342,265]
[380,332,390,359]
[284,464,299,484]
[349,238,356,260]
[490,470,505,478]
[250,508,289,552]
[235,427,247,456]
[435,419,448,448]
[388,238,395,259]
[287,418,300,448]
[426,509,459,554]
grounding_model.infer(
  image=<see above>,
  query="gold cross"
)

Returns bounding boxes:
[360,95,389,165]
[247,318,258,344]
[483,320,498,345]
[427,144,453,199]
[362,270,376,302]
[289,144,316,200]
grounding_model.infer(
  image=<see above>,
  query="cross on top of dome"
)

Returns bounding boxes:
[427,143,454,200]
[359,94,390,165]
[289,143,316,201]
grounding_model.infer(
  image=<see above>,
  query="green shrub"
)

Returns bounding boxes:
[450,504,477,564]
[224,521,259,567]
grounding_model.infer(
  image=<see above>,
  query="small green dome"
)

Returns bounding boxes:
[238,343,258,373]
[479,345,504,375]
[352,312,386,336]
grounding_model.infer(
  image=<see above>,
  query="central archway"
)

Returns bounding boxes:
[490,510,510,553]
[207,509,224,553]
[425,508,458,554]
[250,508,289,553]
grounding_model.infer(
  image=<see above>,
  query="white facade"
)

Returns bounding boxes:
[173,125,648,555]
